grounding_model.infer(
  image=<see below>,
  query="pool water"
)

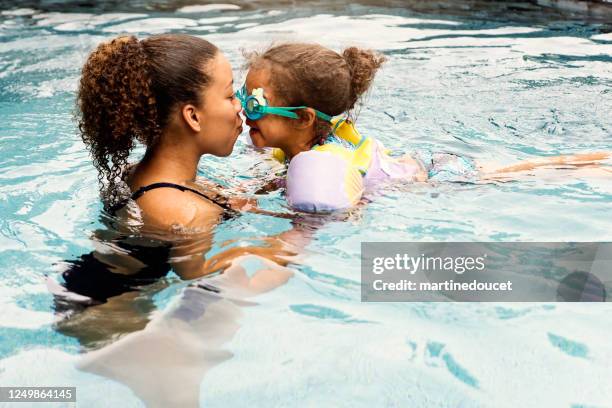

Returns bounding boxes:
[1,2,611,407]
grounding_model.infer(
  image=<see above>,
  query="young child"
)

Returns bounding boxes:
[239,43,610,212]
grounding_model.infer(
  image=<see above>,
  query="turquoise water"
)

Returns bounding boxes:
[1,2,611,407]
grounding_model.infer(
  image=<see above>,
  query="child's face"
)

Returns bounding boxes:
[196,52,243,156]
[243,67,295,150]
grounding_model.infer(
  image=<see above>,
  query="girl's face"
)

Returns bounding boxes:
[243,67,296,150]
[195,52,243,156]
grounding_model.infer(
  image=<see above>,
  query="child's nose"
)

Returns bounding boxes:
[233,97,242,112]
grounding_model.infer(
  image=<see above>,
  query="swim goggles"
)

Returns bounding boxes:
[236,84,332,122]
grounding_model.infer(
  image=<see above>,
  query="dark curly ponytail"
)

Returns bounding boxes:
[341,46,386,112]
[77,34,218,211]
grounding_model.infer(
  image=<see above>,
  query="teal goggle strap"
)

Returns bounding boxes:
[262,106,333,122]
[239,86,333,122]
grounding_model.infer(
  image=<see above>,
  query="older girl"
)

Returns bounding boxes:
[52,34,291,309]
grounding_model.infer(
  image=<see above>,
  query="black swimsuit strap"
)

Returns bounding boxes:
[110,182,238,219]
[130,182,207,201]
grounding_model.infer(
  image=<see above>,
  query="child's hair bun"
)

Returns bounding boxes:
[341,47,386,109]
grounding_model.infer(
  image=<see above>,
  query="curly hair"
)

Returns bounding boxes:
[246,43,386,146]
[76,34,218,211]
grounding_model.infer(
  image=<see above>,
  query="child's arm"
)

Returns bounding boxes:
[398,154,429,182]
[481,152,610,178]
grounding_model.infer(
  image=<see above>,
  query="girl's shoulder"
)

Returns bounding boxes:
[129,184,223,233]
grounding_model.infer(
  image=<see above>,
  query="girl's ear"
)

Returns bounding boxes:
[182,104,202,132]
[293,108,316,129]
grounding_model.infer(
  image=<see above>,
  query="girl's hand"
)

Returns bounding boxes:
[220,254,295,295]
[202,244,297,275]
[227,196,258,211]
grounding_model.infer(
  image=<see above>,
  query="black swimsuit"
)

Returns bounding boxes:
[58,182,237,304]
[109,181,239,220]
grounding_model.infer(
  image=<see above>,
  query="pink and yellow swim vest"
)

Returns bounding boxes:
[273,118,421,212]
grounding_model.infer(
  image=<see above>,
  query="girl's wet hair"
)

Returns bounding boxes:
[246,43,386,145]
[77,34,218,210]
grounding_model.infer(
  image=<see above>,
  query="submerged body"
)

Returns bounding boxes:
[275,118,609,213]
[277,118,478,212]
